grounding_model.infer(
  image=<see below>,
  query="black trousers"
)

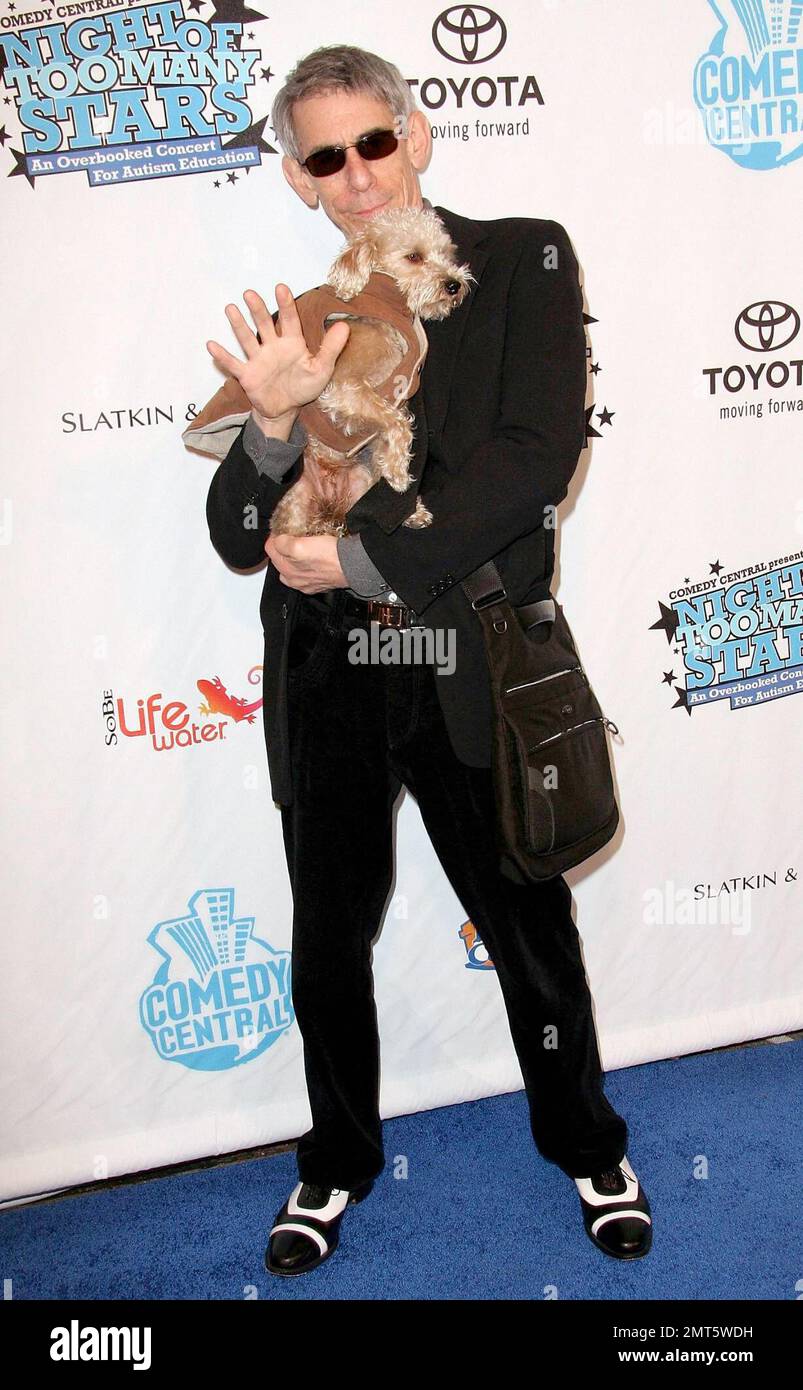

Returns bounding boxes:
[279,588,628,1189]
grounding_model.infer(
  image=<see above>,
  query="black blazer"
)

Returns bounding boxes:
[206,204,588,805]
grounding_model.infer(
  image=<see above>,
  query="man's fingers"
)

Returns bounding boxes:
[315,319,351,373]
[224,301,261,359]
[270,533,303,562]
[241,288,272,343]
[241,284,309,352]
[269,283,308,341]
[205,339,243,378]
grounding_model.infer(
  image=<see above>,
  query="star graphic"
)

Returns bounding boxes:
[709,559,723,575]
[597,406,615,427]
[661,670,675,685]
[220,114,278,172]
[261,66,275,82]
[584,403,601,443]
[649,602,680,642]
[589,361,601,374]
[186,0,205,11]
[0,127,9,147]
[226,170,239,183]
[671,686,692,715]
[583,311,597,327]
[7,145,36,188]
[206,0,269,29]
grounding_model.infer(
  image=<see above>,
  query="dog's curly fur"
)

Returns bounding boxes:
[269,206,474,538]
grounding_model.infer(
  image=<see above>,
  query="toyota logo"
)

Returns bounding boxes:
[432,5,507,64]
[734,301,800,353]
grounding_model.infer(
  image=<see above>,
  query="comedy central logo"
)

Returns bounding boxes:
[140,888,293,1072]
[693,0,803,169]
[0,4,275,188]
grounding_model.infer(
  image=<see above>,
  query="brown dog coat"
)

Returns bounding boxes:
[182,271,429,462]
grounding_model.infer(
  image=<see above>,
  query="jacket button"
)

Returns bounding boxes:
[281,603,288,619]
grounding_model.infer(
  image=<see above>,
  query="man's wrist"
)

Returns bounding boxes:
[243,412,307,480]
[250,407,299,444]
[336,532,394,597]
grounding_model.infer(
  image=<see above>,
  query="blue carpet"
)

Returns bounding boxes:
[3,1038,801,1300]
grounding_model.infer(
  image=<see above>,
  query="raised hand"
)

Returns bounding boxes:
[205,285,351,426]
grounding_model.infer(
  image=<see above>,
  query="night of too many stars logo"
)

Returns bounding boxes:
[650,550,803,715]
[0,0,277,189]
[139,887,293,1071]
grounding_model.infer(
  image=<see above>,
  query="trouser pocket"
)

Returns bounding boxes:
[287,612,325,670]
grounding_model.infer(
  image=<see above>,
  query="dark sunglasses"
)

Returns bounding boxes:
[299,115,408,178]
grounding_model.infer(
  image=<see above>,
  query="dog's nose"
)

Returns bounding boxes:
[444,280,461,296]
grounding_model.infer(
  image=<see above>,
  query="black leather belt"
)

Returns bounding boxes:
[302,590,552,632]
[344,594,423,628]
[304,590,423,629]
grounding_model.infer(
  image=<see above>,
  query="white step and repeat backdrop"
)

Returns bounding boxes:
[2,0,802,1203]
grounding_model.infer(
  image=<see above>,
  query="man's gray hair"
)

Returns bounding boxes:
[272,44,416,165]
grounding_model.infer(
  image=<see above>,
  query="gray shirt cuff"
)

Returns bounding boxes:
[337,532,394,597]
[242,412,307,481]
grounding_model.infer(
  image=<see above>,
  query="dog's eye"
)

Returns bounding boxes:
[405,251,423,263]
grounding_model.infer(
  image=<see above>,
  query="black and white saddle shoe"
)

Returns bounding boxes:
[573,1154,652,1259]
[265,1178,374,1277]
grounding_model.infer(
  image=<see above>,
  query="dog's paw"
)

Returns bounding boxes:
[380,457,417,492]
[402,497,434,528]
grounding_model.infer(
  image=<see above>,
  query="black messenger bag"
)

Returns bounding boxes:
[461,560,621,883]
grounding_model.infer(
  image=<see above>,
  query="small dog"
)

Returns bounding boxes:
[269,206,474,538]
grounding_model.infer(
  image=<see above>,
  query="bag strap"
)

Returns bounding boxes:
[460,560,506,610]
[461,560,556,630]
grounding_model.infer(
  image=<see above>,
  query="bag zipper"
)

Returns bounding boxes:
[504,663,583,695]
[528,715,619,753]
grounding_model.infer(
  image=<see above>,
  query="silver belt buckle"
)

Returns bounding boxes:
[367,599,407,628]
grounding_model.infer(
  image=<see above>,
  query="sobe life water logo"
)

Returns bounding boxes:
[694,0,803,168]
[139,888,293,1071]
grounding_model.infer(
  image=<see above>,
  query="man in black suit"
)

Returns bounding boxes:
[205,44,652,1275]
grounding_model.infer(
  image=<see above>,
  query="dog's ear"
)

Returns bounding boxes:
[327,233,376,300]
